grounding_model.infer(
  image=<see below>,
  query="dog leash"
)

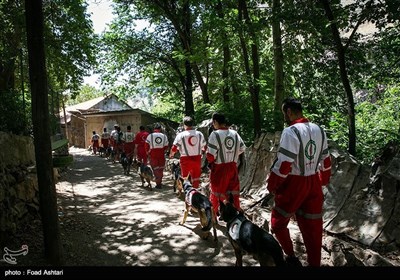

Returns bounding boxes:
[244,192,274,212]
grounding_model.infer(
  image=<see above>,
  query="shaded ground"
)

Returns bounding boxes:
[1,147,399,274]
[2,147,259,268]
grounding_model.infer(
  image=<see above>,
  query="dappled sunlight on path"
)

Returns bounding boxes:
[55,147,258,266]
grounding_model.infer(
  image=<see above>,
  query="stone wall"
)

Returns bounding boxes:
[0,132,38,247]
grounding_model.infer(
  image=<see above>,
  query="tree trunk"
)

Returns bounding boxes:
[182,1,194,118]
[184,59,194,117]
[272,0,285,131]
[25,0,63,265]
[238,0,261,137]
[321,0,356,156]
[182,0,210,105]
[215,0,230,103]
[191,63,210,104]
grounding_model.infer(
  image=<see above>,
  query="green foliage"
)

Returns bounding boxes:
[192,98,262,145]
[328,111,349,152]
[0,0,392,165]
[43,0,97,95]
[151,94,183,123]
[0,90,31,135]
[355,86,400,163]
[330,85,400,164]
[66,84,103,106]
[0,0,96,135]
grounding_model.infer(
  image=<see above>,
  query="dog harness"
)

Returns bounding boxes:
[185,188,198,206]
[228,214,246,241]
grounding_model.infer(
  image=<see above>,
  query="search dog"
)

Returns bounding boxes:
[219,196,286,266]
[171,161,182,197]
[120,152,133,175]
[133,159,155,190]
[178,176,217,242]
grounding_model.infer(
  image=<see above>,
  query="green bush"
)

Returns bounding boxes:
[355,86,400,163]
[0,90,31,135]
[329,85,400,164]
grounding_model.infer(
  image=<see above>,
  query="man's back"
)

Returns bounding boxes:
[146,131,168,150]
[123,130,135,143]
[135,130,149,147]
[174,129,205,157]
[92,133,100,141]
[280,121,327,176]
[207,128,245,164]
[101,131,110,139]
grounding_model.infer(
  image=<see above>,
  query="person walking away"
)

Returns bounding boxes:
[267,97,332,267]
[122,125,135,160]
[145,123,169,189]
[91,131,100,155]
[110,124,119,159]
[134,125,149,165]
[206,112,246,218]
[169,116,206,188]
[111,124,123,162]
[101,127,110,149]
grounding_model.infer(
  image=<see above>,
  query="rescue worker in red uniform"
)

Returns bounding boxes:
[110,124,123,162]
[110,124,119,149]
[134,125,149,165]
[101,127,110,149]
[206,112,246,217]
[267,97,332,267]
[122,125,135,160]
[145,123,169,189]
[91,131,100,154]
[169,116,206,188]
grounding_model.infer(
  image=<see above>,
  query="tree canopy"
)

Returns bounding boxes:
[1,0,399,164]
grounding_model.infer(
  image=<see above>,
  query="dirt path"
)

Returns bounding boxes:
[4,147,398,271]
[0,147,337,268]
[54,147,258,266]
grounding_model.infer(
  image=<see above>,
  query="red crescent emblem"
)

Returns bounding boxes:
[188,136,197,146]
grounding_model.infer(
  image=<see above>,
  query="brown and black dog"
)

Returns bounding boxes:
[171,161,182,197]
[177,176,217,242]
[133,159,155,190]
[219,196,286,267]
[120,152,133,175]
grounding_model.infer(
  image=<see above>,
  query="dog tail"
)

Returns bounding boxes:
[199,208,212,232]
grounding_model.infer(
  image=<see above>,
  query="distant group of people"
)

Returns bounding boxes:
[89,97,332,267]
[91,124,148,161]
[91,123,167,189]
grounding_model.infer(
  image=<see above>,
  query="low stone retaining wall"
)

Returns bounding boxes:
[0,132,38,246]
